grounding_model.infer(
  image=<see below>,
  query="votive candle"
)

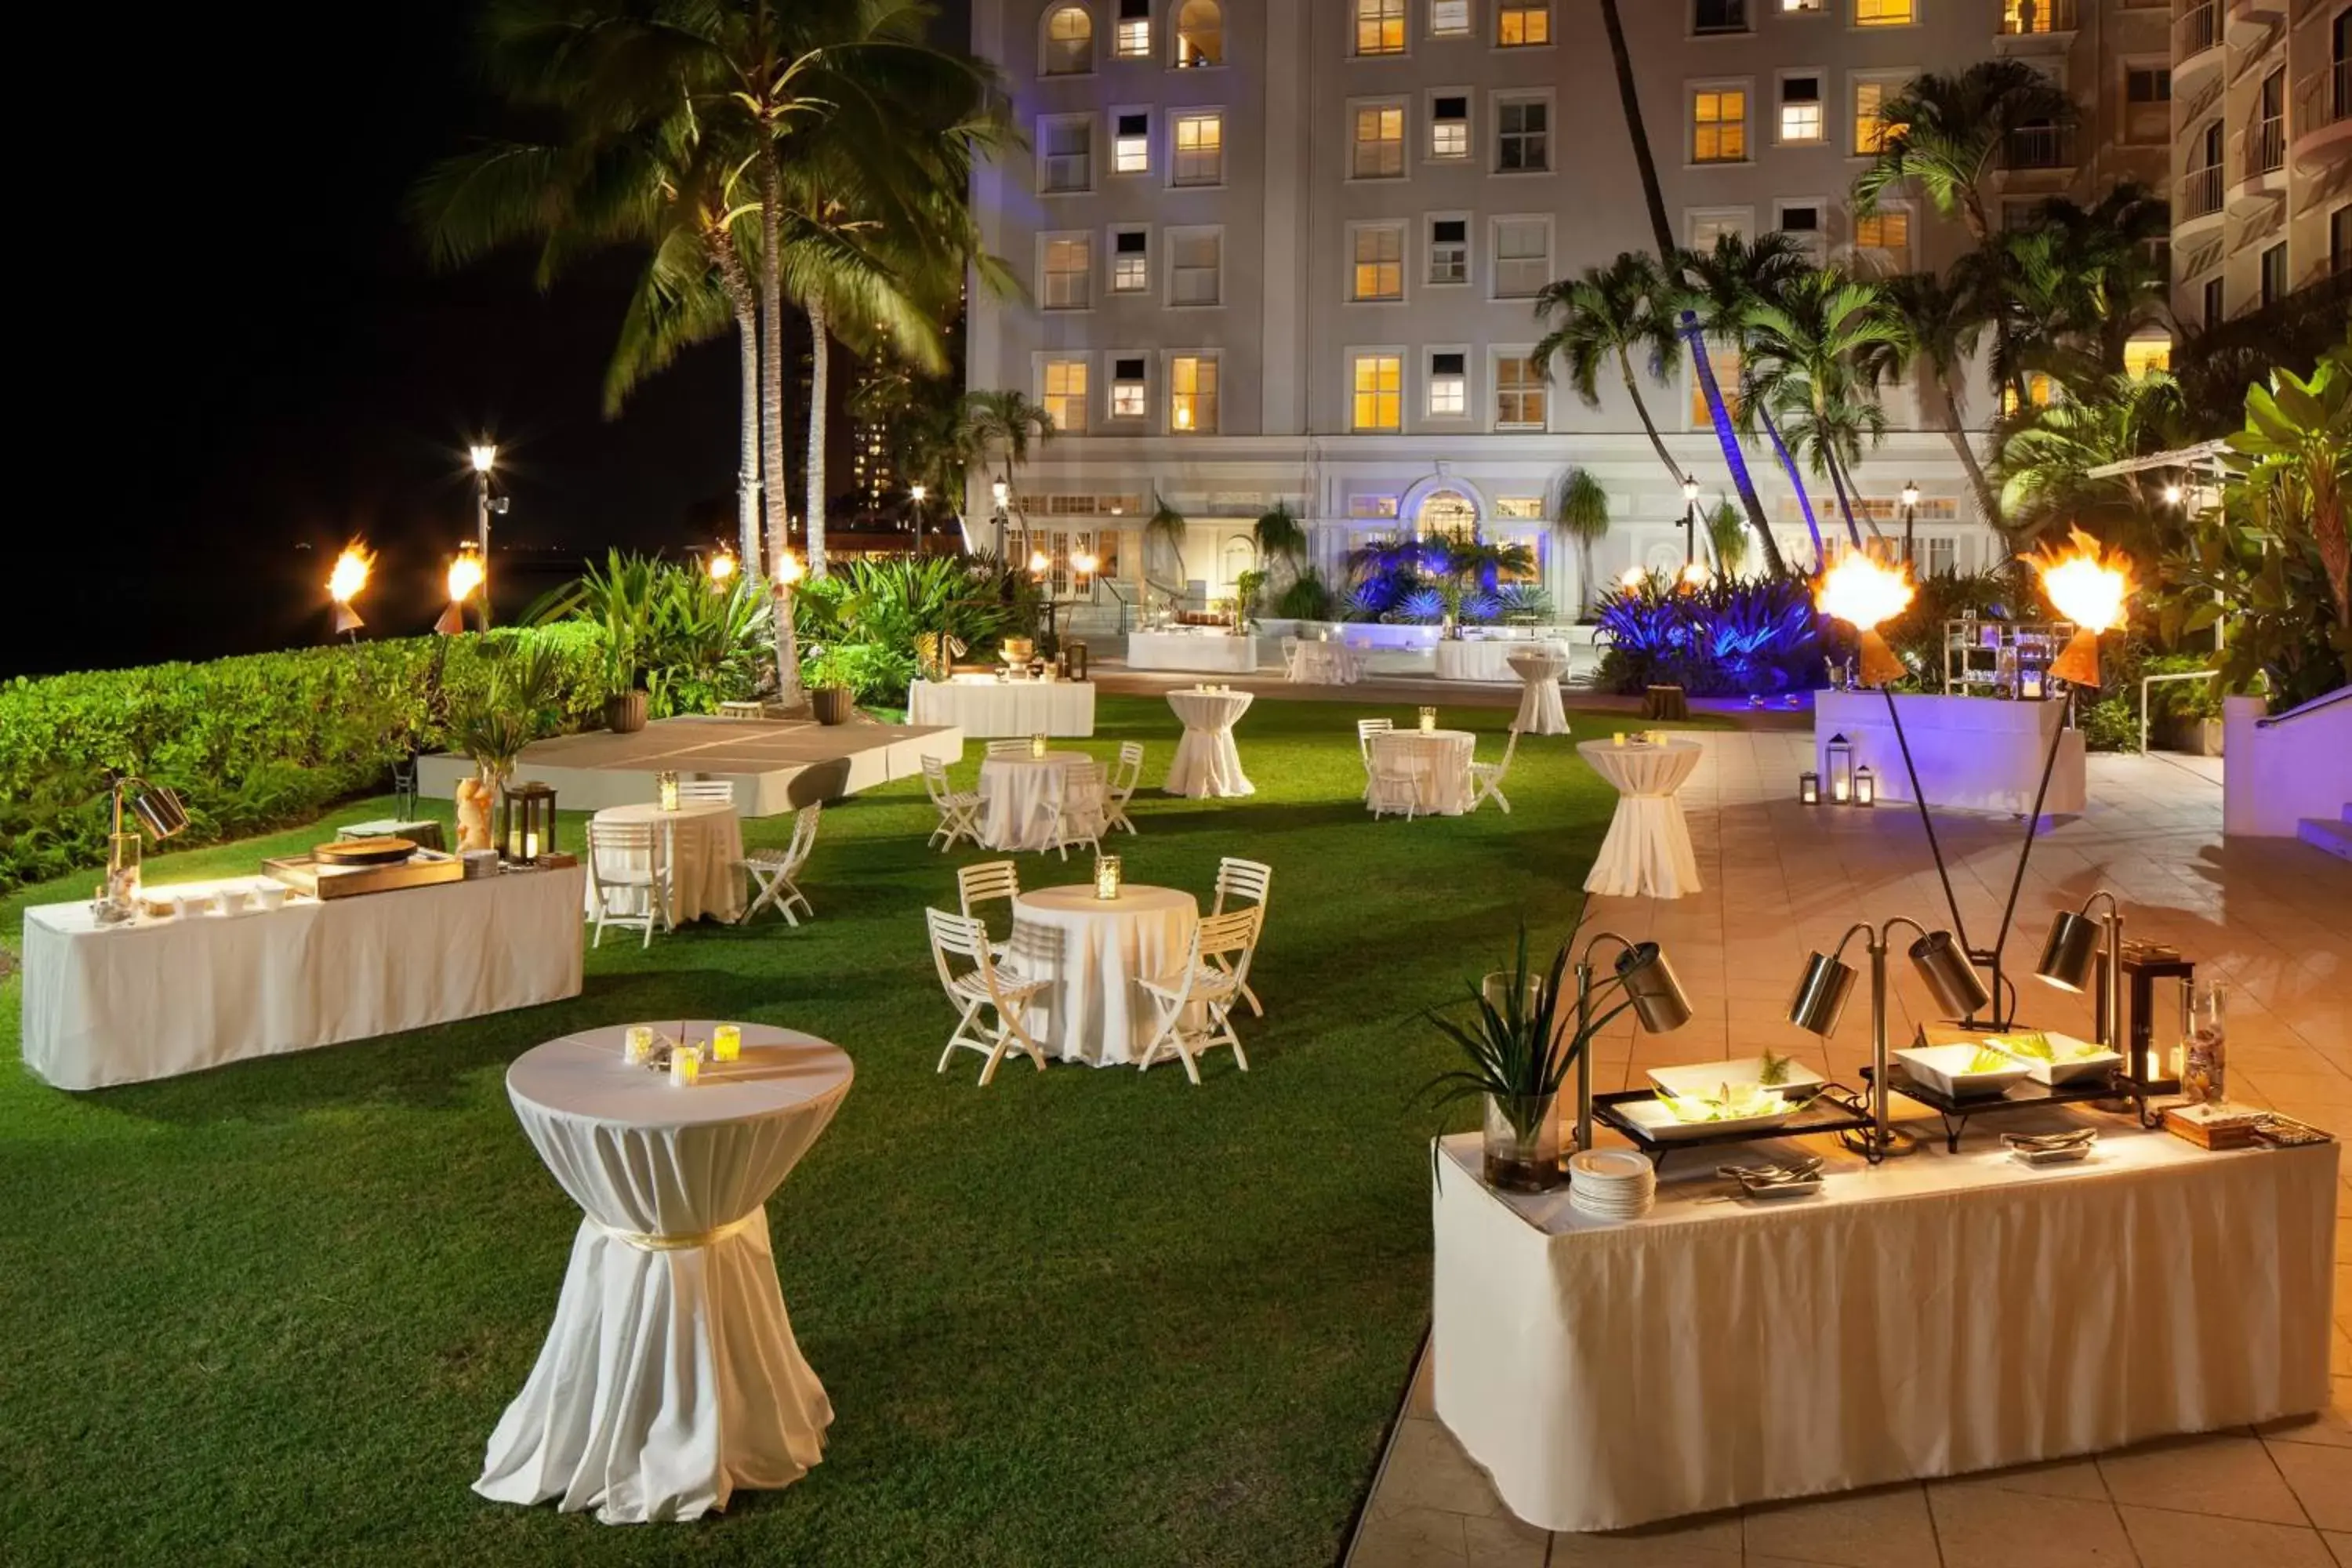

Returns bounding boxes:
[1612,731,1626,746]
[624,1025,655,1064]
[1030,733,1047,758]
[712,1024,741,1062]
[670,1045,702,1087]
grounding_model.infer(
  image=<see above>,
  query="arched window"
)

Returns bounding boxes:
[1174,0,1222,67]
[1417,490,1479,535]
[1044,5,1093,74]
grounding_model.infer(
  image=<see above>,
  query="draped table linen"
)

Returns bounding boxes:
[1505,647,1571,735]
[20,867,584,1091]
[1434,639,1552,683]
[1164,688,1256,798]
[1577,739,1704,898]
[590,800,744,924]
[976,750,1098,851]
[1432,1122,2336,1533]
[477,1023,854,1524]
[907,677,1096,739]
[1005,885,1200,1065]
[1124,630,1259,673]
[1367,730,1476,816]
[1288,642,1365,685]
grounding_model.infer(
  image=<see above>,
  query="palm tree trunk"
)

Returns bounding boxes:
[1939,382,2002,527]
[1596,0,1674,261]
[735,306,762,575]
[1686,328,1785,577]
[805,298,830,579]
[1577,535,1596,616]
[1820,447,1864,548]
[759,156,797,703]
[1757,405,1825,571]
[1617,350,1683,481]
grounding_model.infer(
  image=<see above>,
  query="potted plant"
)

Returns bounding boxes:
[1425,927,1582,1191]
[803,647,858,726]
[445,637,561,851]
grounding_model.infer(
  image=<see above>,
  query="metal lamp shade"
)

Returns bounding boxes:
[1614,942,1693,1033]
[2035,910,2103,993]
[1788,951,1858,1036]
[1908,930,1991,1018]
[129,785,190,841]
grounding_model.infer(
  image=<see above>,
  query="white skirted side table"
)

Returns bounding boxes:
[1006,884,1201,1065]
[1577,738,1704,898]
[1164,688,1255,798]
[590,800,745,924]
[976,750,1095,851]
[476,1023,853,1523]
[1504,646,1570,736]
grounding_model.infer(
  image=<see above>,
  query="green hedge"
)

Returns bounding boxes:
[0,626,609,894]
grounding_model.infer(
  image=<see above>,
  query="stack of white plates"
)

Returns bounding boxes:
[1568,1149,1657,1222]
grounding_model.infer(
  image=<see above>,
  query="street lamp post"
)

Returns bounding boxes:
[909,482,927,559]
[991,478,1011,562]
[1679,476,1700,568]
[470,444,498,630]
[1900,481,1920,568]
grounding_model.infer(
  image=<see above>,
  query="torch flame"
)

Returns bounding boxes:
[1814,553,1915,633]
[328,543,373,606]
[2031,528,2132,634]
[446,549,485,604]
[1618,566,1647,593]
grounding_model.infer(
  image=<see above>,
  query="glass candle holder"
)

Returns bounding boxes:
[623,1025,655,1065]
[1418,706,1437,733]
[711,1024,741,1063]
[1094,855,1122,900]
[1612,731,1627,746]
[658,771,680,811]
[1029,734,1047,758]
[670,1045,702,1087]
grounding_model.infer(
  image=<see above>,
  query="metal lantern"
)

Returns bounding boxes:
[1799,771,1821,805]
[1853,765,1876,807]
[501,782,558,864]
[1826,733,1853,804]
[1068,640,1089,680]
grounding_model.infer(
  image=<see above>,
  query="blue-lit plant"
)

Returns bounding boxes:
[1594,577,1827,695]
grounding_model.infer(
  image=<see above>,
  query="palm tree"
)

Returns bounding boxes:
[1995,372,2190,556]
[1533,254,1684,488]
[1704,499,1750,578]
[1552,467,1610,615]
[1875,267,2002,528]
[1145,493,1189,597]
[956,389,1056,557]
[1252,503,1308,595]
[1745,274,1904,547]
[1680,231,1810,575]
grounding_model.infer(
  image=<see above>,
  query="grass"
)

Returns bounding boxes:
[0,694,1726,1566]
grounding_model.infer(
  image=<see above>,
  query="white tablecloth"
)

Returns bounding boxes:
[591,800,743,924]
[1006,885,1199,1065]
[19,867,586,1091]
[1506,648,1570,735]
[1288,642,1365,685]
[1578,739,1703,898]
[1368,730,1476,815]
[1814,690,2085,815]
[1436,639,1560,683]
[907,678,1096,738]
[1126,630,1259,673]
[477,1023,854,1524]
[1432,1120,2337,1533]
[977,750,1097,851]
[1165,688,1255,798]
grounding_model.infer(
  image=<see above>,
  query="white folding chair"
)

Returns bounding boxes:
[1138,906,1261,1084]
[1210,858,1273,1017]
[921,756,982,852]
[956,858,1022,956]
[1279,636,1302,681]
[925,907,1050,1085]
[675,779,735,805]
[1104,742,1145,836]
[587,820,671,948]
[1037,760,1106,860]
[739,802,821,924]
[1356,717,1394,791]
[985,738,1035,757]
[1367,735,1425,821]
[1468,729,1520,815]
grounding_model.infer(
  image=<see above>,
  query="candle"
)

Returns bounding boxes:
[624,1025,655,1064]
[1030,733,1047,758]
[1418,706,1437,733]
[670,1045,702,1087]
[523,830,538,861]
[1832,775,1850,804]
[1094,855,1123,901]
[712,1024,741,1062]
[658,771,679,811]
[1613,731,1626,746]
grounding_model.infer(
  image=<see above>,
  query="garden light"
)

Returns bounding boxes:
[2161,481,2183,506]
[707,546,738,586]
[1814,553,1915,688]
[1618,566,1646,593]
[991,479,1009,508]
[909,483,927,503]
[470,443,498,474]
[1029,549,1051,575]
[774,549,804,587]
[1901,481,1920,510]
[2031,528,2132,687]
[1680,477,1699,506]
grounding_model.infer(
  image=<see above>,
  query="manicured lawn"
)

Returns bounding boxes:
[0,694,1724,1566]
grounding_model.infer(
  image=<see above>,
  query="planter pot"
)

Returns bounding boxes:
[811,686,855,726]
[605,690,648,735]
[1482,1092,1563,1192]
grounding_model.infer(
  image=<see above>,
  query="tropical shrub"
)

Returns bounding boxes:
[534,551,773,718]
[1593,578,1826,695]
[1490,582,1557,623]
[792,556,1018,704]
[1274,569,1336,621]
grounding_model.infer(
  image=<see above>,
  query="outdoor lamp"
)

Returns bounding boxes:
[2031,528,2132,688]
[1788,919,1987,1159]
[1901,481,1920,511]
[1826,732,1853,803]
[1798,771,1820,805]
[1679,561,1711,590]
[1071,549,1098,583]
[1571,933,1693,1150]
[992,479,1010,509]
[1853,764,1876,807]
[2161,481,2183,507]
[99,771,190,921]
[470,443,497,475]
[1815,553,1915,688]
[436,543,485,636]
[706,546,738,586]
[1681,477,1700,506]
[909,482,927,503]
[774,548,804,586]
[1618,566,1646,594]
[2036,891,2125,1057]
[1029,549,1051,576]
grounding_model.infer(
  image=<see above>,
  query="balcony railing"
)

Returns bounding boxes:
[2249,112,2285,174]
[2004,125,2077,169]
[2176,1,2219,60]
[2180,164,2224,220]
[1999,0,2078,34]
[2298,61,2352,132]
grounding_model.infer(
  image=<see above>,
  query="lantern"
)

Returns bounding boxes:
[1030,733,1048,758]
[670,1045,702,1087]
[1069,640,1089,680]
[712,1024,742,1063]
[658,771,681,811]
[500,781,558,862]
[1094,855,1123,902]
[1826,733,1853,804]
[1799,771,1820,805]
[624,1025,656,1064]
[1853,765,1876,808]
[1418,706,1438,734]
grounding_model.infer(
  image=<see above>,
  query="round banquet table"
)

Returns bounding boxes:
[1577,739,1704,898]
[476,1023,854,1523]
[1006,884,1199,1065]
[977,750,1097,851]
[590,800,744,924]
[1288,641,1363,685]
[1505,646,1571,736]
[1367,729,1477,816]
[1165,688,1255,798]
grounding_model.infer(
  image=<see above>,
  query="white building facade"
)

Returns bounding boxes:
[966,0,2180,614]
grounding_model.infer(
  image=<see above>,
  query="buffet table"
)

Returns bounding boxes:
[908,677,1095,739]
[1436,638,1564,684]
[1125,630,1259,674]
[1815,691,2085,816]
[1005,884,1200,1065]
[20,867,586,1090]
[1432,1117,2336,1533]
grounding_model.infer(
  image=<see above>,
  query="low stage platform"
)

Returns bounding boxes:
[416,716,964,818]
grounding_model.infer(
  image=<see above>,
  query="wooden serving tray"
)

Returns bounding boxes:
[314,837,417,867]
[263,850,462,899]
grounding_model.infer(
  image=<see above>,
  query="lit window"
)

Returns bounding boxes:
[1174,0,1221,66]
[1352,104,1405,178]
[1044,6,1093,74]
[1494,355,1545,428]
[1853,81,1902,155]
[1431,96,1468,159]
[1170,229,1221,305]
[1430,0,1471,35]
[1854,0,1911,24]
[1111,229,1149,293]
[1428,218,1468,283]
[2002,0,2055,32]
[1352,226,1403,300]
[1497,0,1548,45]
[2001,372,2056,416]
[1779,76,1821,143]
[1043,238,1091,309]
[1352,354,1403,431]
[1852,209,1909,262]
[1694,0,1748,33]
[1428,351,1467,416]
[1494,218,1548,296]
[1171,111,1222,185]
[1043,360,1089,434]
[1040,118,1092,192]
[1690,347,1741,424]
[2122,336,2172,379]
[1496,98,1548,172]
[1496,496,1544,520]
[1171,356,1218,433]
[1784,0,1822,9]
[1355,0,1406,54]
[1693,89,1747,164]
[1688,212,1746,252]
[1113,112,1149,174]
[1112,358,1148,419]
[1114,0,1150,56]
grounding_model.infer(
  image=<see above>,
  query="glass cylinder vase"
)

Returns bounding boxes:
[1482,1093,1563,1192]
[2182,981,2227,1105]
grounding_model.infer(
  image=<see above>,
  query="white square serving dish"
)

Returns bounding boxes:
[1648,1055,1826,1102]
[1893,1044,2031,1100]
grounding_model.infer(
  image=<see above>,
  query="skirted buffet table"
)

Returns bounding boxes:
[1815,691,2085,817]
